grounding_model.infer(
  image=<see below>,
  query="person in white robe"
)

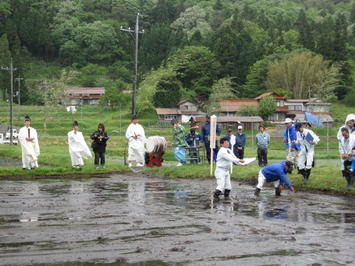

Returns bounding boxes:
[18,115,40,169]
[68,121,92,169]
[295,122,320,184]
[125,115,146,167]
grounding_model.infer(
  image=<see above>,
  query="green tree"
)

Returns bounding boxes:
[350,2,355,24]
[258,96,276,120]
[168,46,220,89]
[242,57,272,98]
[239,104,259,116]
[0,33,11,101]
[266,52,340,100]
[100,85,131,110]
[296,9,314,50]
[170,5,212,40]
[206,77,235,115]
[153,75,182,108]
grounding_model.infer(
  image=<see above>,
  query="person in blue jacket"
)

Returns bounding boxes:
[185,126,202,164]
[201,115,221,163]
[254,160,295,196]
[186,126,201,147]
[234,125,246,159]
[283,118,300,166]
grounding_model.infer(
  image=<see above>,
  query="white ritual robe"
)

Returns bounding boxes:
[125,123,146,165]
[18,126,40,169]
[297,128,320,170]
[68,130,92,166]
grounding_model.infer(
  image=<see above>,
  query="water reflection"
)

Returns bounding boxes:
[0,176,354,266]
[128,181,146,217]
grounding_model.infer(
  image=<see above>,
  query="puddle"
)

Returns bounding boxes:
[0,175,354,265]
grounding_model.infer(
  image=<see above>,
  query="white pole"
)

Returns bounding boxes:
[326,117,329,153]
[209,115,217,175]
[209,115,217,209]
[251,122,254,151]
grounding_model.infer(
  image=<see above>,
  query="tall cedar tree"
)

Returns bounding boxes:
[296,10,315,50]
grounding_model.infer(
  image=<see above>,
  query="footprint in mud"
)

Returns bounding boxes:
[170,247,185,252]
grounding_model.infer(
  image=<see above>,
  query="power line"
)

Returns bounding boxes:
[120,13,144,115]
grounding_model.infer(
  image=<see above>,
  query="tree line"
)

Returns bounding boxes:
[0,0,354,110]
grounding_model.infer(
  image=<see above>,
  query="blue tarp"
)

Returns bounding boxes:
[305,112,324,127]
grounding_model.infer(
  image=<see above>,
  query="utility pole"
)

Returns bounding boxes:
[15,75,23,105]
[120,13,144,115]
[1,58,16,145]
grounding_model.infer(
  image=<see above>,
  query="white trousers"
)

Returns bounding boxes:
[21,143,38,169]
[215,167,232,192]
[21,151,38,169]
[256,170,280,190]
[286,149,299,165]
[298,146,314,170]
[128,141,145,165]
[70,151,84,166]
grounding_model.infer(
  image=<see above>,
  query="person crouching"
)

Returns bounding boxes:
[214,137,245,200]
[254,161,295,196]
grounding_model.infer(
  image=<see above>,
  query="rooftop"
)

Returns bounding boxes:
[219,99,258,112]
[218,116,264,123]
[64,87,105,95]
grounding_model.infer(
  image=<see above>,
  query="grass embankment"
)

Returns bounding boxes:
[0,102,354,195]
[146,163,355,196]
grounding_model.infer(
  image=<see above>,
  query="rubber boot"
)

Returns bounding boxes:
[213,189,222,200]
[349,171,355,191]
[224,189,231,199]
[299,169,307,184]
[275,186,281,196]
[306,169,311,183]
[343,170,352,190]
[254,187,261,196]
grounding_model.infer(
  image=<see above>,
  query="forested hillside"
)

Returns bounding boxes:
[0,0,354,113]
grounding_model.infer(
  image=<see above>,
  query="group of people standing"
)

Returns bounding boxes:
[16,112,355,192]
[18,115,109,170]
[337,114,355,190]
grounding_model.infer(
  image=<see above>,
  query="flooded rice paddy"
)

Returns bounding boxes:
[0,174,354,265]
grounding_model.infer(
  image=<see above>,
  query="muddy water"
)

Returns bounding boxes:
[0,175,354,266]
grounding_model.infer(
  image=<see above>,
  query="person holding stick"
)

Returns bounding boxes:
[202,115,221,163]
[213,137,245,200]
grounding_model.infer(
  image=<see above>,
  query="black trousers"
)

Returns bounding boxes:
[234,147,244,159]
[257,147,268,167]
[205,144,219,163]
[94,152,105,166]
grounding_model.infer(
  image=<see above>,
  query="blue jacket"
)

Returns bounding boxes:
[261,161,292,188]
[235,133,246,148]
[186,132,201,147]
[201,122,221,145]
[285,124,300,150]
[283,130,289,150]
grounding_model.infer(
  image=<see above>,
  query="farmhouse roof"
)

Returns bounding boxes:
[219,99,258,112]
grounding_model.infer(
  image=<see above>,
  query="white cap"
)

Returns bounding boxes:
[284,118,293,124]
[238,125,243,129]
